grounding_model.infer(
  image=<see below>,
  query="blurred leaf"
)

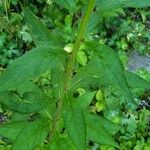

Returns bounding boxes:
[125,71,150,89]
[0,121,26,141]
[77,51,87,66]
[53,0,77,12]
[96,0,150,11]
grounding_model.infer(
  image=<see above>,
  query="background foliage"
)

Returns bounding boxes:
[0,0,150,150]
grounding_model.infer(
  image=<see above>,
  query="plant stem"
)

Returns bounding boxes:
[64,0,96,91]
[49,0,96,141]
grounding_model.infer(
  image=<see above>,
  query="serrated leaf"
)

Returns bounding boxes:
[0,46,66,91]
[125,71,150,89]
[85,42,133,103]
[0,121,26,141]
[53,0,77,12]
[11,119,50,150]
[24,9,64,47]
[85,113,119,148]
[62,96,86,150]
[0,90,49,113]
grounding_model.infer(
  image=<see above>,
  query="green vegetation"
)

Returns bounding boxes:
[0,0,150,150]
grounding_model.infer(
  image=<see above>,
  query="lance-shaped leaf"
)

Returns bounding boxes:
[53,0,77,12]
[85,113,119,148]
[11,119,50,150]
[24,9,64,47]
[85,42,133,103]
[62,96,86,150]
[125,71,150,89]
[0,46,66,91]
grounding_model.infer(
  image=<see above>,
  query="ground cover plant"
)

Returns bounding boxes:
[0,0,150,150]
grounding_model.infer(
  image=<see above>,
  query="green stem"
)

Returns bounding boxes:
[49,0,96,141]
[64,0,96,91]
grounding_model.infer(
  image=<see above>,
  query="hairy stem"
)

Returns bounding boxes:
[64,0,96,91]
[49,0,96,141]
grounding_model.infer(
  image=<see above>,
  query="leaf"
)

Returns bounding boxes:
[85,113,119,148]
[97,116,120,135]
[0,121,26,141]
[75,91,96,109]
[53,0,77,12]
[24,9,64,47]
[0,90,49,113]
[86,10,103,35]
[77,51,87,66]
[11,119,50,150]
[51,67,65,100]
[68,61,100,92]
[62,96,86,150]
[96,0,150,11]
[0,46,66,91]
[85,42,133,103]
[123,0,150,8]
[49,134,76,150]
[125,71,150,89]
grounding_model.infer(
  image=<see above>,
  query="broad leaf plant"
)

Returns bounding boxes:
[0,0,150,149]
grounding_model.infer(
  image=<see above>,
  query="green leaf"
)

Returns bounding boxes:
[53,0,77,12]
[123,0,150,8]
[77,51,87,66]
[85,113,119,148]
[11,119,50,150]
[24,9,64,47]
[97,116,120,135]
[86,10,102,35]
[68,61,99,92]
[85,42,133,103]
[96,0,124,11]
[51,67,65,100]
[62,96,86,150]
[49,134,76,150]
[96,0,150,11]
[0,46,66,91]
[125,71,150,89]
[0,90,49,113]
[75,91,96,109]
[0,121,26,141]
